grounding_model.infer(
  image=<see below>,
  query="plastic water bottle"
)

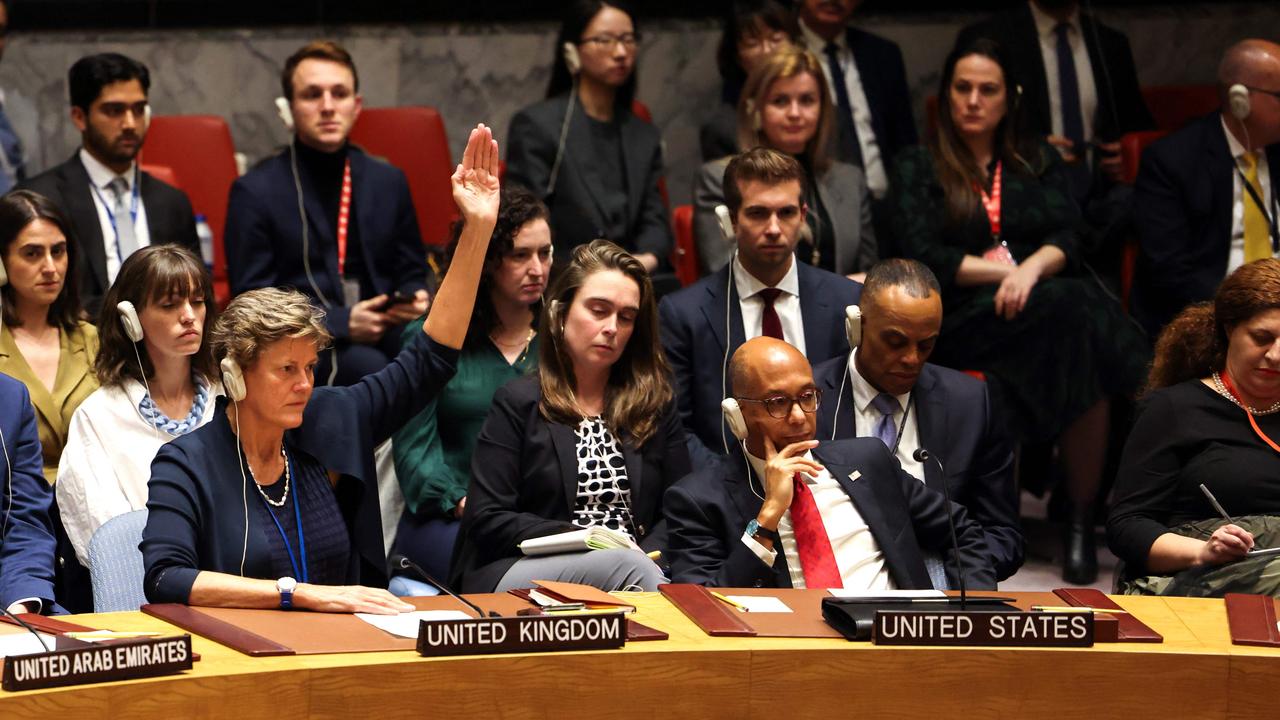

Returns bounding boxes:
[195,214,214,271]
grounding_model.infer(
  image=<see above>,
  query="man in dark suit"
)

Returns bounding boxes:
[225,40,429,386]
[20,53,199,319]
[811,259,1022,583]
[0,373,59,615]
[793,0,916,201]
[1131,39,1280,338]
[664,336,994,590]
[659,148,861,467]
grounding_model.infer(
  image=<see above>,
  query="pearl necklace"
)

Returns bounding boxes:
[1211,372,1280,416]
[247,443,291,508]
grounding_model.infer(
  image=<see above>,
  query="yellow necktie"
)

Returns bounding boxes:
[1242,151,1271,263]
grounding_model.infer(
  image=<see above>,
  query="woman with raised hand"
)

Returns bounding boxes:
[140,124,501,614]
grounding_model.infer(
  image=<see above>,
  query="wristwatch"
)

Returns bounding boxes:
[277,576,297,609]
[745,519,780,544]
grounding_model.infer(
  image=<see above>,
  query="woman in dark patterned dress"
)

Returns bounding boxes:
[886,37,1148,584]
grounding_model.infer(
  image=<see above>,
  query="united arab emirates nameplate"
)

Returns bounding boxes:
[3,635,193,691]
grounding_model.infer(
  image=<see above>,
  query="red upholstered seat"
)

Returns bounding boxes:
[140,115,238,307]
[349,106,455,247]
[1140,84,1220,132]
[671,204,700,287]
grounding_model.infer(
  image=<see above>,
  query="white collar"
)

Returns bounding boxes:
[1028,1,1081,39]
[732,253,800,302]
[849,350,911,415]
[799,17,845,52]
[79,147,136,192]
[745,448,820,485]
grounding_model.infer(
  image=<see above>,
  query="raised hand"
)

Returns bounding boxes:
[757,435,822,527]
[451,123,501,227]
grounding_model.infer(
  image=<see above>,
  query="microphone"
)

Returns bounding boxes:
[388,553,498,618]
[912,447,967,610]
[1,604,50,652]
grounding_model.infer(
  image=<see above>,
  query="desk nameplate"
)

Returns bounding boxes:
[2,635,193,692]
[416,612,626,657]
[873,611,1094,647]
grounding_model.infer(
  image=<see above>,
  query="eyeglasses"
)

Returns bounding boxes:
[580,33,641,50]
[736,388,822,419]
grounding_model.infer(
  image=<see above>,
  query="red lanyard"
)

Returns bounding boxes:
[1220,370,1280,453]
[975,161,1002,241]
[336,159,352,276]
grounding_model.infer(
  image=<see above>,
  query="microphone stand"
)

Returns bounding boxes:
[388,554,499,618]
[914,447,966,610]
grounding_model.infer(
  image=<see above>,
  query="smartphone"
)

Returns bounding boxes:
[388,290,417,306]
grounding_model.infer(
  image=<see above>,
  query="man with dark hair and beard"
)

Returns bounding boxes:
[21,53,199,317]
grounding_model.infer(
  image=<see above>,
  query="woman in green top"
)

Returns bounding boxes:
[391,186,552,580]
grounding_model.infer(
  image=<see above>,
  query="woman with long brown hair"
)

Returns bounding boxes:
[451,240,691,593]
[1109,259,1280,596]
[887,37,1148,584]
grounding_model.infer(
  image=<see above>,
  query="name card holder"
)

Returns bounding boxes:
[417,612,626,657]
[872,611,1094,647]
[3,635,194,692]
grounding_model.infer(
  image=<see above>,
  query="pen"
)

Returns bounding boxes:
[709,591,748,612]
[1200,484,1236,525]
[1030,606,1129,614]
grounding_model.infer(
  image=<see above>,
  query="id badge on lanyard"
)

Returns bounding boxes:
[977,161,1016,266]
[335,159,359,306]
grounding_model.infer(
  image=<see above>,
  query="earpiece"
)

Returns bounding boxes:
[562,42,581,76]
[1229,83,1251,121]
[721,398,748,441]
[844,304,862,349]
[117,301,144,343]
[220,356,246,402]
[714,204,735,243]
[274,96,295,131]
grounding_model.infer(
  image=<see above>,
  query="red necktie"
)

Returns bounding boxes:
[789,473,843,589]
[758,288,784,340]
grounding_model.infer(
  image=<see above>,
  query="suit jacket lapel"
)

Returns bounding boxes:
[619,114,650,229]
[1205,117,1234,236]
[0,325,58,435]
[815,171,852,273]
[549,421,580,516]
[1013,6,1053,134]
[564,103,612,230]
[700,266,743,360]
[60,155,109,293]
[845,29,886,149]
[348,150,379,279]
[726,451,793,587]
[1079,15,1114,137]
[912,368,946,493]
[797,264,832,358]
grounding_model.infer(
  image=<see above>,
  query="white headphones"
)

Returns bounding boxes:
[1228,83,1251,121]
[714,204,735,244]
[220,356,247,402]
[844,304,862,349]
[117,301,144,342]
[274,96,296,131]
[562,42,582,76]
[721,397,748,441]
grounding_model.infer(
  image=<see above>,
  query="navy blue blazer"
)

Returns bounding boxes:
[1131,113,1280,336]
[663,438,996,590]
[505,94,672,264]
[224,144,428,341]
[0,373,59,612]
[451,375,691,593]
[657,262,861,466]
[812,355,1023,581]
[141,332,458,604]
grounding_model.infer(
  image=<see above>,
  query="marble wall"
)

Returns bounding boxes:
[0,2,1274,206]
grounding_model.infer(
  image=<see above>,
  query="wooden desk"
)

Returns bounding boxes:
[0,594,1275,719]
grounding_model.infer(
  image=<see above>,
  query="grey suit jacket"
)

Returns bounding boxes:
[693,156,876,276]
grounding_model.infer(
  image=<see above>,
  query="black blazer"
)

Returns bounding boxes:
[451,375,692,593]
[1131,113,1280,337]
[505,95,672,264]
[957,6,1155,143]
[141,332,459,604]
[224,144,428,340]
[657,262,861,467]
[812,356,1023,581]
[19,153,199,318]
[663,439,996,590]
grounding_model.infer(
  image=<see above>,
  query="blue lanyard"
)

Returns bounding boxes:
[87,165,141,262]
[257,452,309,583]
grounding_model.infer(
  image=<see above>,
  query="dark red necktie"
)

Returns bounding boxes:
[789,473,843,589]
[758,288,784,340]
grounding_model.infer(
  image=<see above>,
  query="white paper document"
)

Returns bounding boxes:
[356,610,471,639]
[826,589,946,599]
[0,632,56,658]
[724,595,793,613]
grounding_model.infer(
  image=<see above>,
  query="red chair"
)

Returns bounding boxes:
[630,99,671,211]
[349,106,455,247]
[1140,85,1220,132]
[140,163,180,190]
[1117,130,1169,310]
[670,205,700,287]
[140,115,239,307]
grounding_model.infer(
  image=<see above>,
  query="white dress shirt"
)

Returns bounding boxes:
[1223,117,1276,274]
[798,19,888,199]
[1028,1,1098,146]
[733,255,807,356]
[79,148,151,283]
[740,449,893,590]
[848,351,924,480]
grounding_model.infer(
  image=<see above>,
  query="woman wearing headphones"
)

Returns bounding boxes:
[0,190,98,485]
[888,38,1148,584]
[693,46,876,278]
[140,125,500,613]
[57,245,220,568]
[451,240,690,594]
[505,1,671,273]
